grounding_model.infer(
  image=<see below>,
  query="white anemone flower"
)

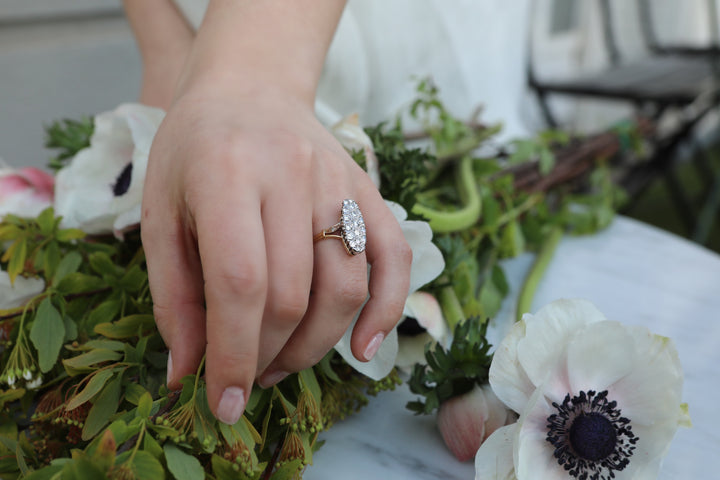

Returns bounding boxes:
[334,200,445,379]
[0,270,45,309]
[475,299,689,480]
[394,290,450,372]
[54,103,165,235]
[331,113,381,189]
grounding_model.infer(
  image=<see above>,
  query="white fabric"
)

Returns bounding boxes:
[173,0,532,137]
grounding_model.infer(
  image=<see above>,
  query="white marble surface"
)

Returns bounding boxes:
[307,216,720,479]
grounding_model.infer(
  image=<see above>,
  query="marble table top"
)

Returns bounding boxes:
[307,216,720,479]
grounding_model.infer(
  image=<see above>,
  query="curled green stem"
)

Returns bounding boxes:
[515,227,563,322]
[412,156,482,233]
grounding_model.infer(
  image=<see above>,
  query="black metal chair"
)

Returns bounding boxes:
[527,0,720,240]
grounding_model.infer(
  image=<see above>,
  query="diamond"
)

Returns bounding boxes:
[340,199,366,254]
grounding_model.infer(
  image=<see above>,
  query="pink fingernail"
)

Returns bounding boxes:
[258,370,289,389]
[217,387,246,425]
[166,351,173,386]
[363,333,385,361]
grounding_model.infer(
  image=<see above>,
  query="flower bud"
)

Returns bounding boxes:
[330,114,381,189]
[437,384,515,462]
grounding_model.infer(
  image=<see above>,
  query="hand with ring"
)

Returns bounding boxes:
[137,0,413,426]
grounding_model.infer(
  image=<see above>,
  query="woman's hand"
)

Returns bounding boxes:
[140,0,412,426]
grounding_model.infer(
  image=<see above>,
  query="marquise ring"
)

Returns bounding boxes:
[313,199,367,256]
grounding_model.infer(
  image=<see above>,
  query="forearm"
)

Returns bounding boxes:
[178,0,347,105]
[122,0,194,62]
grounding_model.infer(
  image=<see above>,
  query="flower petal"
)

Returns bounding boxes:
[334,323,398,380]
[514,387,568,480]
[395,332,433,372]
[517,299,605,393]
[402,291,448,341]
[0,271,45,309]
[489,320,534,414]
[566,321,636,395]
[614,420,680,480]
[474,424,517,480]
[607,326,684,426]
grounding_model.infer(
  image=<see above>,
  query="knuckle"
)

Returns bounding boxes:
[393,239,413,266]
[267,290,309,325]
[208,262,267,297]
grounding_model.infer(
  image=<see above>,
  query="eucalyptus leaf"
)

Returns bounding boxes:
[164,443,205,480]
[29,298,66,373]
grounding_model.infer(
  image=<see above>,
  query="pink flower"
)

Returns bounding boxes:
[437,384,516,462]
[0,165,54,218]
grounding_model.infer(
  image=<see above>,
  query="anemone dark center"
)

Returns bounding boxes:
[546,390,638,480]
[569,412,617,461]
[113,163,133,196]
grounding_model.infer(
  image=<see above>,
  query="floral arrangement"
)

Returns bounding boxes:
[0,83,688,480]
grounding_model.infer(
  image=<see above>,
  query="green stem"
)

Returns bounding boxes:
[412,156,482,233]
[515,227,563,322]
[439,285,465,331]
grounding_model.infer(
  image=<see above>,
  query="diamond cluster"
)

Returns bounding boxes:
[341,199,366,255]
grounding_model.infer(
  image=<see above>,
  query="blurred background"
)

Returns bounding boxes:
[0,0,718,250]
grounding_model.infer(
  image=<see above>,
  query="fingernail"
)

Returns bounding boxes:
[258,370,289,389]
[363,332,385,361]
[217,387,246,425]
[166,351,173,386]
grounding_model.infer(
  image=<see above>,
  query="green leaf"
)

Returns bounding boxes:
[87,299,122,330]
[136,392,153,419]
[63,314,78,342]
[124,383,149,405]
[42,241,61,283]
[29,298,66,373]
[63,349,122,376]
[94,314,155,339]
[89,252,121,278]
[82,373,122,441]
[539,147,555,175]
[7,237,27,284]
[56,228,86,242]
[52,251,83,285]
[299,368,322,404]
[66,369,115,411]
[56,272,106,295]
[36,208,56,237]
[60,457,107,480]
[0,388,25,408]
[90,428,117,472]
[119,265,147,293]
[130,450,165,480]
[164,443,205,480]
[271,459,303,480]
[21,464,64,480]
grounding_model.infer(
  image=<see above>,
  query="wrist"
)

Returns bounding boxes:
[176,0,346,106]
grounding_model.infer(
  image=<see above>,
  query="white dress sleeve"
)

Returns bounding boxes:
[172,0,532,137]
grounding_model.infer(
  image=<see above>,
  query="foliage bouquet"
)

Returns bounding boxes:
[0,84,688,480]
